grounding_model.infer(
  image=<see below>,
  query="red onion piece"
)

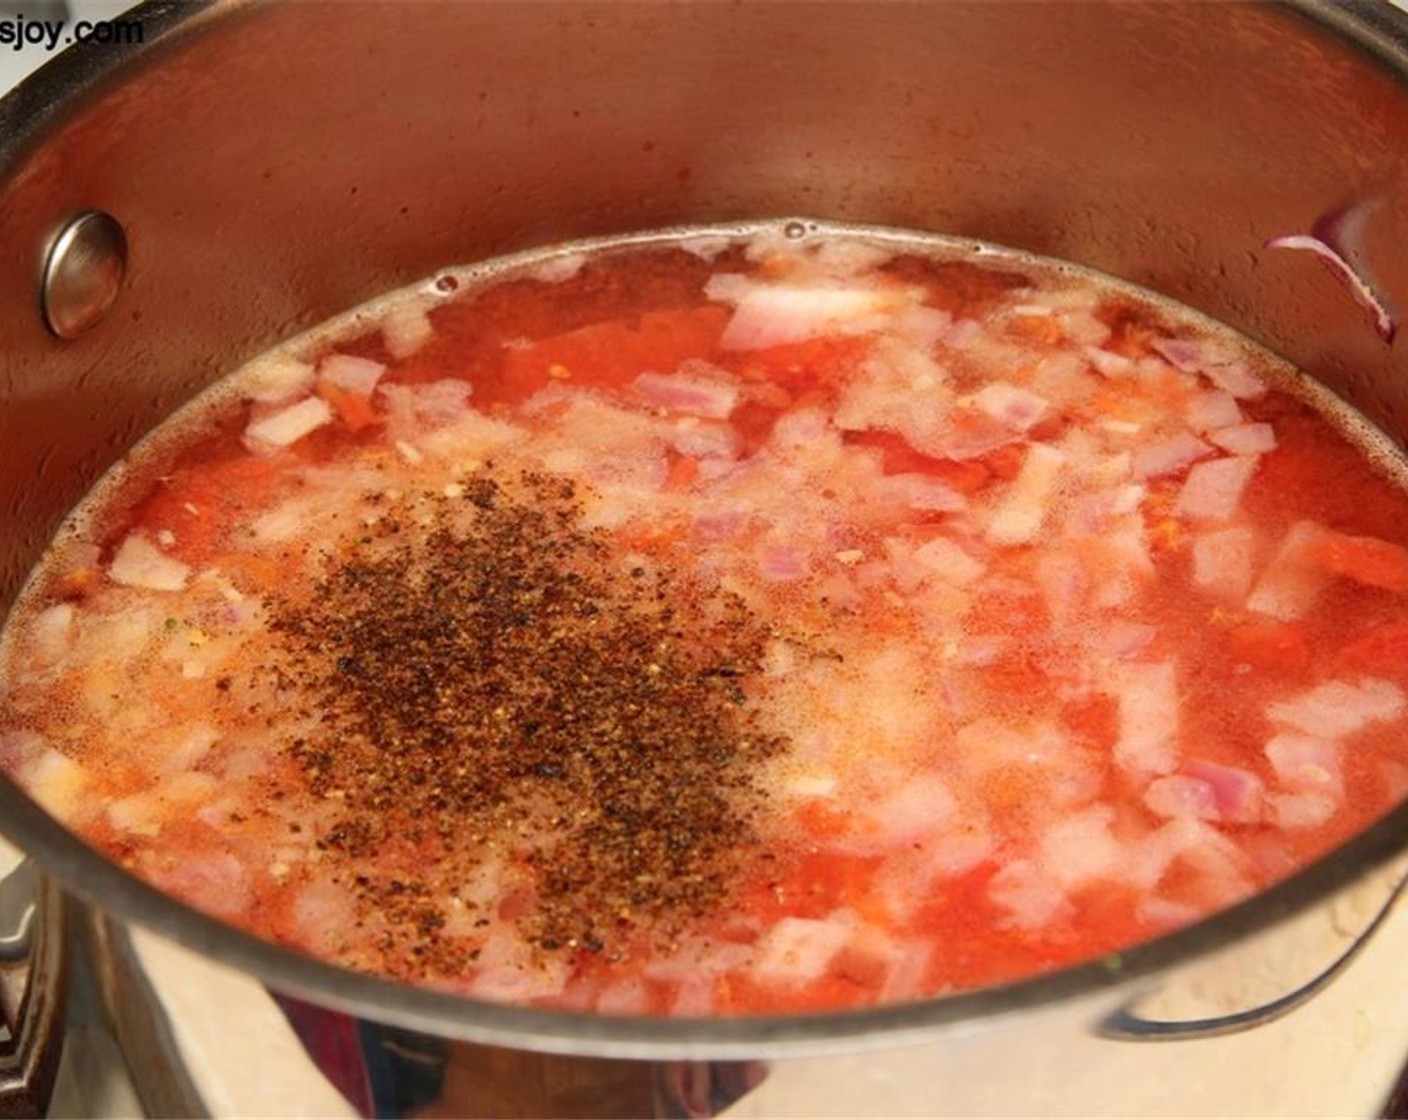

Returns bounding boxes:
[1266,202,1397,344]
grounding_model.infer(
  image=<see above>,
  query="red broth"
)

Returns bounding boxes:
[5,224,1408,1016]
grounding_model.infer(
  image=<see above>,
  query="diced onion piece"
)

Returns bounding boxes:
[1271,791,1338,830]
[971,382,1049,432]
[707,277,892,350]
[1132,432,1213,479]
[1199,360,1267,401]
[241,352,316,403]
[381,302,434,359]
[29,603,76,666]
[1266,678,1404,739]
[752,913,857,986]
[1174,455,1257,522]
[1265,732,1343,796]
[865,775,958,844]
[1152,338,1265,398]
[245,396,333,449]
[108,533,191,592]
[1039,806,1123,890]
[1143,775,1219,820]
[1087,348,1135,378]
[1192,527,1256,602]
[632,369,739,419]
[1246,521,1331,620]
[986,443,1065,546]
[987,860,1072,930]
[1185,390,1243,432]
[1208,423,1276,455]
[1112,660,1179,779]
[875,473,967,513]
[319,353,386,396]
[910,537,985,586]
[1185,759,1265,823]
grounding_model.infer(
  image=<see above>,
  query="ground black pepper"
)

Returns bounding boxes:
[266,470,786,978]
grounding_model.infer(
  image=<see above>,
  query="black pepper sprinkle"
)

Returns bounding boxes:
[265,470,786,978]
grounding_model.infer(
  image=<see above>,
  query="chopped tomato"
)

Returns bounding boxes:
[844,430,994,490]
[1062,694,1120,749]
[315,381,383,432]
[1225,620,1311,674]
[1006,314,1065,346]
[663,452,700,491]
[1337,620,1408,676]
[1312,533,1408,593]
[980,443,1028,482]
[500,306,729,401]
[728,334,872,394]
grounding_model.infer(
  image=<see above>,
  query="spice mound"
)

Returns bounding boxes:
[267,471,784,971]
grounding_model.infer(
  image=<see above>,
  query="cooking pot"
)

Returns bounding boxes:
[2,1,1408,1115]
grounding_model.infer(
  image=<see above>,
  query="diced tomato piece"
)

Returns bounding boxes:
[1225,620,1311,673]
[980,443,1028,482]
[315,381,383,432]
[500,306,729,401]
[1006,314,1065,346]
[636,305,730,364]
[663,452,699,491]
[1337,620,1408,676]
[794,799,858,840]
[1062,694,1120,749]
[844,430,994,490]
[729,335,872,394]
[1312,533,1408,593]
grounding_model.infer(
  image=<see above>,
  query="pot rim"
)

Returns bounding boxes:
[2,0,1408,1061]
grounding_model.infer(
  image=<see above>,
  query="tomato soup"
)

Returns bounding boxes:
[5,223,1408,1017]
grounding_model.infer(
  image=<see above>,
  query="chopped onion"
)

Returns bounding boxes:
[910,536,985,586]
[1208,423,1276,455]
[1039,805,1123,890]
[1132,432,1213,479]
[1185,759,1264,824]
[1185,390,1243,432]
[633,368,740,419]
[1271,791,1338,830]
[1265,732,1342,796]
[319,353,386,396]
[971,382,1049,431]
[1266,201,1397,344]
[241,352,316,404]
[244,396,333,449]
[108,533,191,592]
[708,277,892,350]
[1192,526,1256,602]
[1267,678,1404,739]
[1111,660,1179,778]
[1143,775,1219,821]
[381,302,434,360]
[1174,455,1258,522]
[986,443,1065,546]
[987,860,1072,930]
[1246,521,1330,620]
[752,913,857,986]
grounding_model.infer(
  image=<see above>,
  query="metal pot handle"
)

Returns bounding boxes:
[1098,850,1408,1041]
[0,858,65,1118]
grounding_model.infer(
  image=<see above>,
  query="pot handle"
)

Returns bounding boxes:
[0,857,65,1118]
[1097,851,1408,1041]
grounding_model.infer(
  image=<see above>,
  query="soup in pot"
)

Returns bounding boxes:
[4,222,1408,1016]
